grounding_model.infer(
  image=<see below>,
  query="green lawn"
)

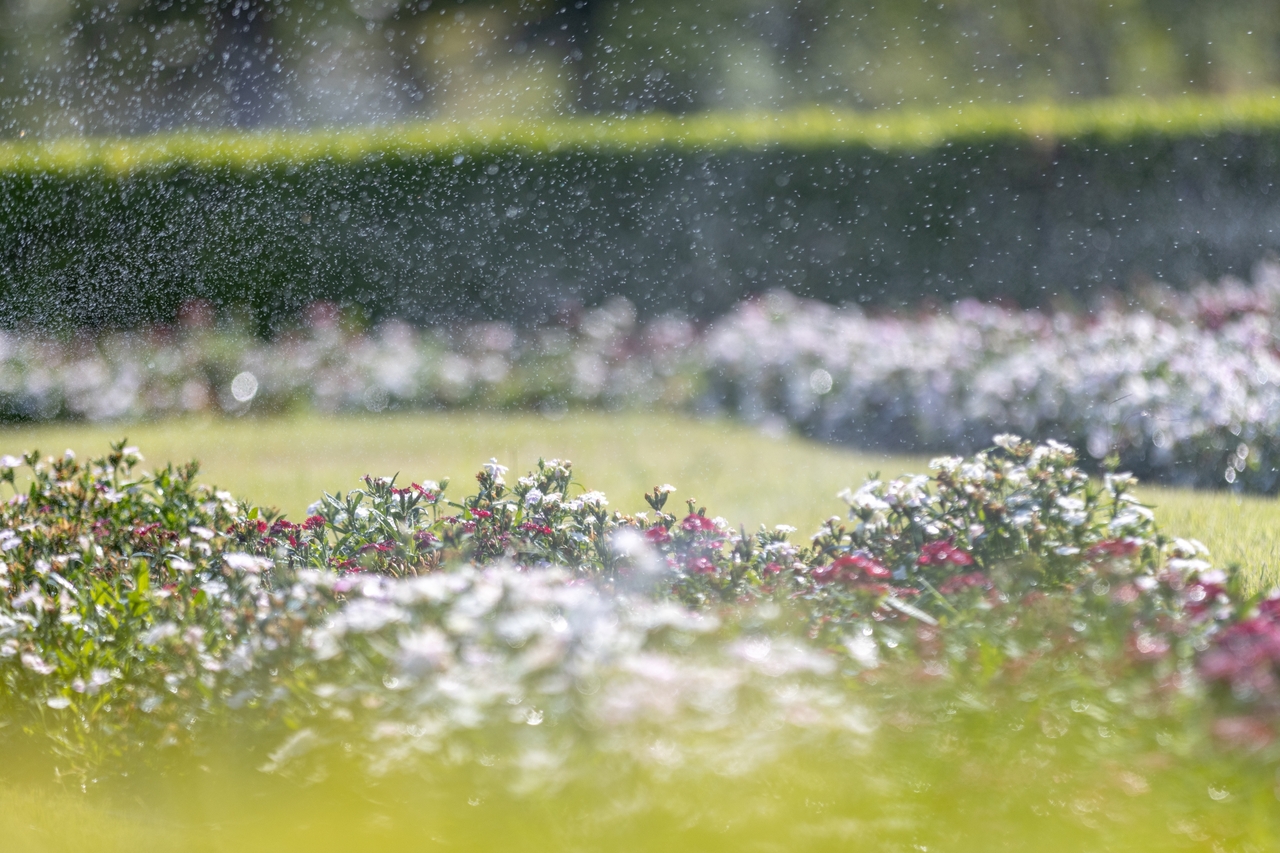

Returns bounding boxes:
[2,411,1277,591]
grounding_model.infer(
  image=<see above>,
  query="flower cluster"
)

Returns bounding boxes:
[0,438,1276,786]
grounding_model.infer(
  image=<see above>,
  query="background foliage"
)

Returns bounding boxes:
[3,0,1280,136]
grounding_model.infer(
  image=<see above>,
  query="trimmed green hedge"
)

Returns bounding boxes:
[4,93,1280,328]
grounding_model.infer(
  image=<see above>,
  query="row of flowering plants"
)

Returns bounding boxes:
[11,266,1280,493]
[0,437,1277,813]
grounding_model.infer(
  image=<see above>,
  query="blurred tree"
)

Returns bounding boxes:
[1,0,1279,135]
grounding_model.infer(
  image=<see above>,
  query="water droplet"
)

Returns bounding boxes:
[230,372,259,403]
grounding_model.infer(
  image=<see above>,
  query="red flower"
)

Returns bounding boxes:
[645,525,672,545]
[270,519,298,535]
[359,540,397,554]
[681,514,718,533]
[302,515,326,531]
[1256,596,1280,623]
[918,540,974,567]
[519,522,554,536]
[472,510,493,520]
[414,530,440,546]
[813,553,892,585]
[1088,539,1141,560]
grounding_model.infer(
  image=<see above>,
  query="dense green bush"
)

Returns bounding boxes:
[4,94,1280,329]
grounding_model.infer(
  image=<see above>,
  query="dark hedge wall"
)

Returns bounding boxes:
[2,129,1279,330]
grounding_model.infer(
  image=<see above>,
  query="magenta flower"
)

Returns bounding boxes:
[917,540,974,567]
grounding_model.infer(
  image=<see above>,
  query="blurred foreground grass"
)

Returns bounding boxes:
[1,410,1277,591]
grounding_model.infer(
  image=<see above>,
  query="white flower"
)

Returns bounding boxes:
[483,459,509,483]
[1055,496,1087,527]
[141,622,180,645]
[1171,538,1210,558]
[21,653,54,675]
[929,456,963,472]
[223,553,273,573]
[339,599,407,634]
[0,455,22,469]
[844,634,880,669]
[397,627,454,674]
[524,489,543,507]
[657,484,677,494]
[992,434,1023,451]
[581,491,608,508]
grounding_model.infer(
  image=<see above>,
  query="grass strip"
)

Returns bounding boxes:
[4,90,1280,174]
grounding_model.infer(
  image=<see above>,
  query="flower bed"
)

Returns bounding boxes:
[10,268,1280,493]
[0,437,1276,786]
[704,269,1280,492]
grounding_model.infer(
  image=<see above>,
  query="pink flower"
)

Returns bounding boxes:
[681,514,718,533]
[1199,617,1280,697]
[917,540,974,567]
[1211,716,1274,750]
[938,572,990,595]
[813,554,892,585]
[688,556,717,575]
[1128,631,1171,660]
[1184,582,1228,618]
